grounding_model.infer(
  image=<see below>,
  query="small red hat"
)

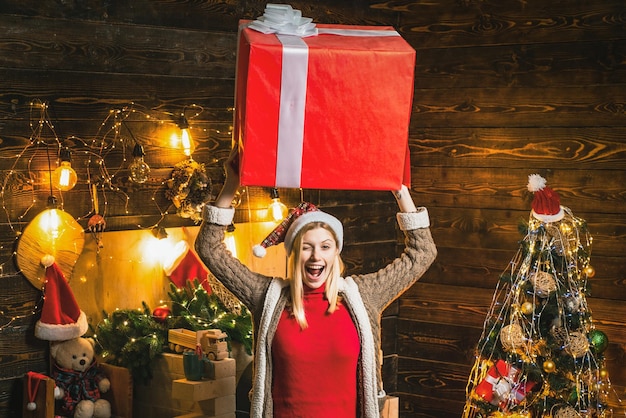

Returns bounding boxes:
[527,174,564,222]
[34,254,88,341]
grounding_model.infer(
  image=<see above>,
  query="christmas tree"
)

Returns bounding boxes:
[463,175,613,418]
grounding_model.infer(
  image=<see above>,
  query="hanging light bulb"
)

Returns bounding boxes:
[38,196,63,239]
[268,188,288,222]
[224,223,237,258]
[129,143,151,183]
[51,147,77,191]
[178,116,194,157]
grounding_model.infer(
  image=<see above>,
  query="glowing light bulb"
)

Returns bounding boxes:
[39,207,62,239]
[178,116,194,157]
[268,188,287,222]
[181,128,193,157]
[51,148,77,191]
[129,143,150,183]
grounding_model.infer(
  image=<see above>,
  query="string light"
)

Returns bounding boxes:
[0,100,225,285]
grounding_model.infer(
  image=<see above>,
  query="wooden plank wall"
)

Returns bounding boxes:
[0,0,624,417]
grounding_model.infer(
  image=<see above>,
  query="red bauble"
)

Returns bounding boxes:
[152,306,171,323]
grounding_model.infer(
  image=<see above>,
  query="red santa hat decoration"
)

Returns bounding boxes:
[162,240,211,292]
[253,202,344,258]
[527,174,564,223]
[34,254,88,341]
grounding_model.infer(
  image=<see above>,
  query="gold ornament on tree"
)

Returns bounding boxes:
[530,270,558,298]
[520,301,534,315]
[542,359,556,373]
[500,323,526,351]
[553,404,579,418]
[566,331,590,358]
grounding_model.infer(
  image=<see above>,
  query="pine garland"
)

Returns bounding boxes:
[94,279,252,383]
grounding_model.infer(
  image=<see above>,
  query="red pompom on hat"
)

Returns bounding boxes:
[34,254,88,341]
[527,174,564,222]
[253,202,343,258]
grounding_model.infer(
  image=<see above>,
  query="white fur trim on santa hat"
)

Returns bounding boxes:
[531,207,565,223]
[162,240,190,276]
[202,204,235,226]
[283,211,344,256]
[35,310,88,341]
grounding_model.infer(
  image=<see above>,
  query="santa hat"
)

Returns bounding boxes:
[34,254,88,341]
[162,240,211,293]
[253,202,343,258]
[527,174,564,222]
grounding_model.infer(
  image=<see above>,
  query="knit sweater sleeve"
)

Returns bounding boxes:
[195,205,272,311]
[352,208,437,312]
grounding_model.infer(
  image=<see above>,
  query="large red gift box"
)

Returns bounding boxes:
[235,21,415,190]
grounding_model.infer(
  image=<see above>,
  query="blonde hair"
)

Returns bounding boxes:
[287,222,344,329]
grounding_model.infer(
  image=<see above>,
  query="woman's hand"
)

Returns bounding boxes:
[214,147,241,208]
[393,185,418,213]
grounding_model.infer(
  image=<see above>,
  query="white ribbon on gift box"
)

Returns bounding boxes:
[248,4,403,187]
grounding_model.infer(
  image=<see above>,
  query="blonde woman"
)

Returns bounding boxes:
[195,151,437,418]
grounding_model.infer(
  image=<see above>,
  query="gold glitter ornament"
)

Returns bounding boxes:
[543,359,556,373]
[583,265,595,278]
[521,301,534,315]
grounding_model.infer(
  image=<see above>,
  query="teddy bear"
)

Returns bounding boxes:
[50,337,112,418]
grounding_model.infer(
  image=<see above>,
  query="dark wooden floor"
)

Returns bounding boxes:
[0,1,624,417]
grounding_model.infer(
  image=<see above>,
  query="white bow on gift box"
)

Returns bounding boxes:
[248,3,317,36]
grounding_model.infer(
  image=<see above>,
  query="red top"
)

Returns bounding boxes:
[272,284,360,417]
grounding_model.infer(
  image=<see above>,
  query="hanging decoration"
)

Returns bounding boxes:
[463,175,616,418]
[87,184,106,251]
[25,371,48,411]
[15,115,85,289]
[165,158,212,222]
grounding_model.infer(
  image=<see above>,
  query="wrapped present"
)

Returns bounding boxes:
[235,5,415,190]
[475,360,536,410]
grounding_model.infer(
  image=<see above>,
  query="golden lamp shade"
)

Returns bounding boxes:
[16,207,85,290]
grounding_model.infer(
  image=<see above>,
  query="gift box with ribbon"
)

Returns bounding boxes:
[474,360,536,410]
[235,4,415,190]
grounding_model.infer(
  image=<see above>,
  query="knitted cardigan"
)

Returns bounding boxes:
[195,205,437,418]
